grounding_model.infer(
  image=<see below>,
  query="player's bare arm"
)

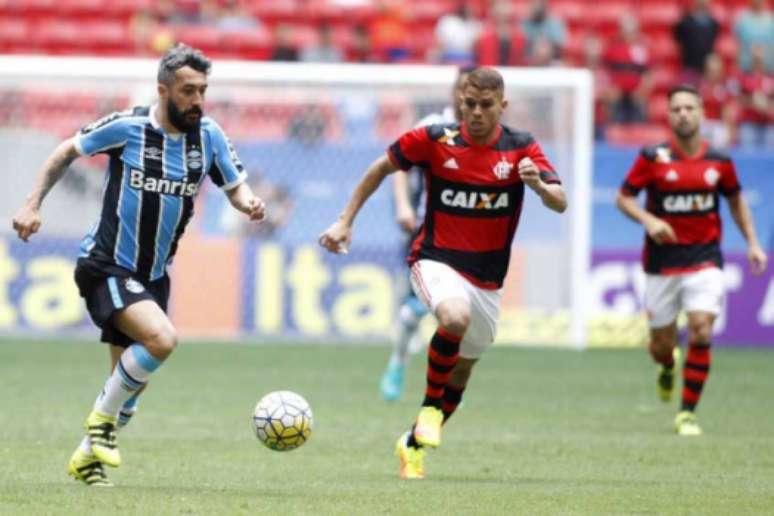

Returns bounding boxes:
[392,171,416,233]
[518,157,567,213]
[616,192,678,245]
[319,154,399,254]
[12,137,80,242]
[727,192,768,275]
[225,181,267,222]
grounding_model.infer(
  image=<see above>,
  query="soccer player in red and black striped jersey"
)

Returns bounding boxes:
[617,85,768,436]
[319,67,567,479]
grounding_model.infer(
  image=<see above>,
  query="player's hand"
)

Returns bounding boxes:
[518,157,542,190]
[644,217,678,245]
[318,220,351,255]
[395,204,416,234]
[12,205,42,242]
[748,243,768,275]
[245,196,266,222]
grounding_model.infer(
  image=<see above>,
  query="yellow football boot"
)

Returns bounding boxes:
[413,406,444,448]
[675,411,703,436]
[395,432,425,480]
[67,448,113,487]
[85,411,121,467]
[657,347,681,402]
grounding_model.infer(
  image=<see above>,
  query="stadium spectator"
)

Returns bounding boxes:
[616,84,767,437]
[475,0,525,66]
[349,24,376,62]
[271,24,300,62]
[699,53,737,148]
[673,0,719,83]
[734,0,774,73]
[521,0,566,62]
[735,44,774,148]
[11,44,267,486]
[130,8,175,56]
[433,2,482,65]
[604,15,652,124]
[319,67,566,480]
[582,35,614,139]
[527,35,562,67]
[369,0,411,62]
[300,24,344,63]
[215,0,261,32]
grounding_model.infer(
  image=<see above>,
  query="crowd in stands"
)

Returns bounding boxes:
[0,0,771,148]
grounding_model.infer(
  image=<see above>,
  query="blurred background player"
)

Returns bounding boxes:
[616,85,767,436]
[11,44,266,486]
[379,66,472,402]
[319,67,566,479]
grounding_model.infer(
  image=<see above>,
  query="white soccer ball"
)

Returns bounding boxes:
[252,390,313,451]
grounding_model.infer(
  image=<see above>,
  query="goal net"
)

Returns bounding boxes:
[0,56,592,347]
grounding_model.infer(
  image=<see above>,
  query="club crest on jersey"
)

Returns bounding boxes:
[124,278,145,294]
[441,189,509,210]
[492,158,513,180]
[704,167,719,186]
[438,128,459,146]
[663,193,714,213]
[187,149,202,170]
[655,147,672,163]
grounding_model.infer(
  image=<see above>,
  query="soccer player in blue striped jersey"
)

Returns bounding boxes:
[12,44,266,486]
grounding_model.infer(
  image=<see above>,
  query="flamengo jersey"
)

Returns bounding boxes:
[75,105,246,281]
[388,122,560,289]
[620,141,741,275]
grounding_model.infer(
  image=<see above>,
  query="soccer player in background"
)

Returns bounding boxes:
[616,85,767,436]
[11,44,266,486]
[379,66,471,402]
[319,67,567,479]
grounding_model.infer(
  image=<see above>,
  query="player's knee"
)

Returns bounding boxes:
[437,307,470,336]
[687,323,712,346]
[144,324,178,359]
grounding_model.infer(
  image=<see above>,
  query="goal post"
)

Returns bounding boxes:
[0,55,593,347]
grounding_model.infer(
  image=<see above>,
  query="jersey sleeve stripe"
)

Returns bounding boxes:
[620,181,640,195]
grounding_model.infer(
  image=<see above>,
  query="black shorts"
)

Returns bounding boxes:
[74,257,170,348]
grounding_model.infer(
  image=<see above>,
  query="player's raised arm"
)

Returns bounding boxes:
[12,137,80,242]
[517,157,567,213]
[318,154,399,254]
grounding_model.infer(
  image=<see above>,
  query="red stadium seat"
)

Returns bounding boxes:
[219,29,272,60]
[77,21,132,55]
[637,3,681,30]
[174,25,222,55]
[606,123,670,146]
[0,18,31,50]
[648,95,670,123]
[650,66,679,94]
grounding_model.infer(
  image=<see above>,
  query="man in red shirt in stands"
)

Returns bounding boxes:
[319,67,566,479]
[617,85,767,436]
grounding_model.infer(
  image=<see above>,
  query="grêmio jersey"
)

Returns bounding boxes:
[74,105,246,281]
[620,141,741,275]
[388,122,560,289]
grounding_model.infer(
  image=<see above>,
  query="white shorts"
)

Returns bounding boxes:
[644,267,725,328]
[409,259,501,359]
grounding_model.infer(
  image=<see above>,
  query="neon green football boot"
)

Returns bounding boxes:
[85,411,121,467]
[395,431,425,480]
[675,411,703,436]
[657,347,681,402]
[413,406,444,448]
[67,448,113,487]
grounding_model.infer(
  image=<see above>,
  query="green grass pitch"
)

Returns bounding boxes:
[0,339,772,515]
